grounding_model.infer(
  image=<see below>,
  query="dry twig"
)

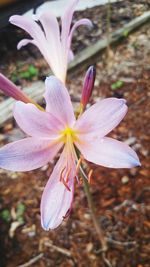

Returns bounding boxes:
[17,253,43,267]
[44,241,72,257]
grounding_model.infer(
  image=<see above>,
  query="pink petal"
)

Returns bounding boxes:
[9,15,49,66]
[60,1,92,80]
[39,12,61,64]
[17,39,36,50]
[38,12,67,81]
[41,145,76,230]
[75,98,127,137]
[45,76,75,126]
[39,12,60,46]
[69,18,93,47]
[60,0,79,76]
[0,73,31,103]
[77,137,140,169]
[61,0,79,49]
[14,101,63,138]
[9,15,45,44]
[0,137,62,171]
[68,50,74,63]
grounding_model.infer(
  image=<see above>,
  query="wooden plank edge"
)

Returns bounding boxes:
[68,11,150,74]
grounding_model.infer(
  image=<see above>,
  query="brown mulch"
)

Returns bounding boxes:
[0,1,150,267]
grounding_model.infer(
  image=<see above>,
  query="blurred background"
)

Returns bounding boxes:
[0,1,150,266]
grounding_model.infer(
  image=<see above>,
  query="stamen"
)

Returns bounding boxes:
[66,168,71,183]
[60,167,71,191]
[62,178,71,191]
[60,167,66,181]
[88,169,93,184]
[75,157,82,175]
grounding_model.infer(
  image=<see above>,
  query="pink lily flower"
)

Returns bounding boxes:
[9,0,92,83]
[0,76,140,230]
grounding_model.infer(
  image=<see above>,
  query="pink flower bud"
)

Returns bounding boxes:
[81,66,96,109]
[0,73,33,103]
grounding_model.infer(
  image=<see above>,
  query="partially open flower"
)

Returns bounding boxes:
[0,73,32,103]
[0,76,140,230]
[81,66,96,110]
[9,0,92,83]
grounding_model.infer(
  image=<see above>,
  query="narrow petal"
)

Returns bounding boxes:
[9,15,45,42]
[9,15,49,64]
[61,1,92,82]
[0,137,62,171]
[69,18,93,47]
[39,12,60,45]
[45,76,75,126]
[60,0,79,77]
[75,98,127,137]
[38,12,66,81]
[77,137,140,169]
[14,101,63,138]
[41,145,76,230]
[39,12,61,69]
[68,50,74,63]
[61,0,79,47]
[0,73,31,103]
[17,39,36,50]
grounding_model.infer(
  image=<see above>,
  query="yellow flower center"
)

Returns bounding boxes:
[60,127,78,143]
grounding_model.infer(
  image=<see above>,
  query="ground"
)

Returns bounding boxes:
[0,1,150,267]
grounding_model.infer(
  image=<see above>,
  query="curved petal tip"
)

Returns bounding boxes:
[9,15,18,23]
[131,156,141,167]
[41,184,74,230]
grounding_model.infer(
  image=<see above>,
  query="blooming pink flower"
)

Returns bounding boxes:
[0,76,140,230]
[9,0,92,83]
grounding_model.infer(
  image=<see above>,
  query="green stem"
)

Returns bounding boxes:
[82,175,107,251]
[74,148,107,250]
